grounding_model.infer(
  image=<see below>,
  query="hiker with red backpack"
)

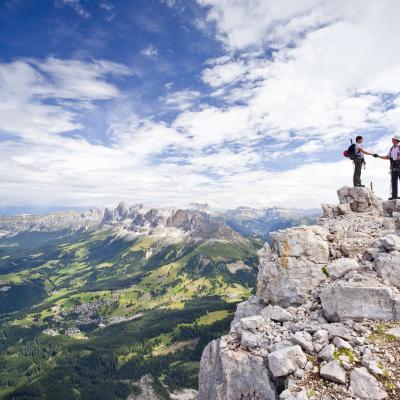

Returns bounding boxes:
[343,136,376,187]
[374,135,400,200]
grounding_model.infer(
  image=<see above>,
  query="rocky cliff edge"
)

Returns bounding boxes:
[197,186,400,400]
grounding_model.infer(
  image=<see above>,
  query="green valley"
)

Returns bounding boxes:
[0,208,262,400]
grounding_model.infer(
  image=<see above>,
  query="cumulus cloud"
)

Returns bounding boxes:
[55,0,90,18]
[0,58,131,141]
[4,1,400,209]
[141,45,159,57]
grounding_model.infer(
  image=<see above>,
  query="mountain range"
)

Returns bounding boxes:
[0,203,317,399]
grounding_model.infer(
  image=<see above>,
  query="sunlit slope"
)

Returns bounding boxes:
[0,225,261,399]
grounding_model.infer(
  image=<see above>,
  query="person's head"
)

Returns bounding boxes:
[356,135,363,144]
[392,135,400,146]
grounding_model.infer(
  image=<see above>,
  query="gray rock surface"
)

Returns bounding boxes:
[337,186,382,213]
[257,225,329,306]
[320,360,347,384]
[326,258,360,280]
[197,186,400,400]
[318,344,335,361]
[261,305,294,322]
[349,367,387,399]
[197,339,276,400]
[386,327,400,340]
[320,280,400,321]
[375,252,400,288]
[380,233,400,251]
[268,345,307,377]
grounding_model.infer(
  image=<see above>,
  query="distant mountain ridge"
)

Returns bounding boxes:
[0,202,320,240]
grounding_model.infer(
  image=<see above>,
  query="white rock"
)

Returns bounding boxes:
[197,339,276,400]
[261,305,294,322]
[380,234,400,252]
[240,315,265,331]
[280,388,309,400]
[290,331,314,353]
[320,360,347,384]
[320,282,400,322]
[386,327,400,340]
[257,226,329,306]
[240,331,258,348]
[349,367,387,399]
[333,337,353,350]
[375,252,400,289]
[268,345,307,377]
[313,329,329,343]
[326,258,360,280]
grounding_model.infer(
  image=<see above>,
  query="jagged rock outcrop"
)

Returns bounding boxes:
[257,226,329,306]
[198,186,400,400]
[197,338,276,400]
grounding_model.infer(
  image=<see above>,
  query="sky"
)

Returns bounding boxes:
[1,0,400,210]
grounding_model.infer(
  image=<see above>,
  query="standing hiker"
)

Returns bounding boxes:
[375,135,400,200]
[347,136,376,187]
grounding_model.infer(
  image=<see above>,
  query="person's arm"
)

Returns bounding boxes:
[378,155,390,160]
[360,148,374,156]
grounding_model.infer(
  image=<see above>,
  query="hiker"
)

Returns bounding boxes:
[375,135,400,200]
[349,136,376,187]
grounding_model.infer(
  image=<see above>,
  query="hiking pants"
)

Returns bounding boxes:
[353,158,363,187]
[391,168,400,198]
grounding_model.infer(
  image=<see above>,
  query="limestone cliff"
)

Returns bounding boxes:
[197,187,400,400]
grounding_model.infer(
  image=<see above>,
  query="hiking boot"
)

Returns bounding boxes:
[355,184,365,187]
[388,196,399,200]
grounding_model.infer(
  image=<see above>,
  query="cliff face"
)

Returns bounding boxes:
[198,187,400,400]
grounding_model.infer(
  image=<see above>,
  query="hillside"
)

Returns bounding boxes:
[198,187,400,400]
[0,204,262,399]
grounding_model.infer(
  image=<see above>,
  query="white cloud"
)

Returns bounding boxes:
[141,45,159,57]
[163,89,201,110]
[55,0,90,18]
[4,2,400,209]
[0,58,131,141]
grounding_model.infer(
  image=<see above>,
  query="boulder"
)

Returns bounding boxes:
[290,331,314,353]
[349,367,387,399]
[332,337,352,350]
[337,186,382,213]
[232,296,265,323]
[280,388,309,400]
[257,256,328,306]
[386,327,400,340]
[269,226,330,263]
[261,305,294,322]
[197,339,276,400]
[320,360,347,384]
[380,234,400,252]
[326,258,360,280]
[318,344,335,361]
[240,331,258,348]
[240,316,265,331]
[320,280,400,321]
[375,252,400,289]
[268,345,307,377]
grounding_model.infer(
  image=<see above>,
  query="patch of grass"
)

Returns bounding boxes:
[321,265,329,277]
[334,348,356,365]
[196,310,230,325]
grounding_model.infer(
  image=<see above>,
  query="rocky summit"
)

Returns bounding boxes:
[197,186,400,400]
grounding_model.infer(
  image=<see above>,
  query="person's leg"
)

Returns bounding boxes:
[392,170,398,198]
[353,159,362,186]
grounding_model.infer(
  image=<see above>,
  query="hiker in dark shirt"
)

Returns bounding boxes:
[352,136,375,187]
[374,135,400,199]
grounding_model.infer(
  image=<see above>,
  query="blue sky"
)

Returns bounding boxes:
[1,0,400,209]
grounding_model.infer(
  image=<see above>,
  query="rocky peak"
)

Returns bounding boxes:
[197,186,400,400]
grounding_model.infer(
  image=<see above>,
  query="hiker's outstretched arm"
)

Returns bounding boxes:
[360,148,374,156]
[378,155,390,160]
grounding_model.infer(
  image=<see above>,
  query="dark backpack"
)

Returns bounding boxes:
[343,140,357,160]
